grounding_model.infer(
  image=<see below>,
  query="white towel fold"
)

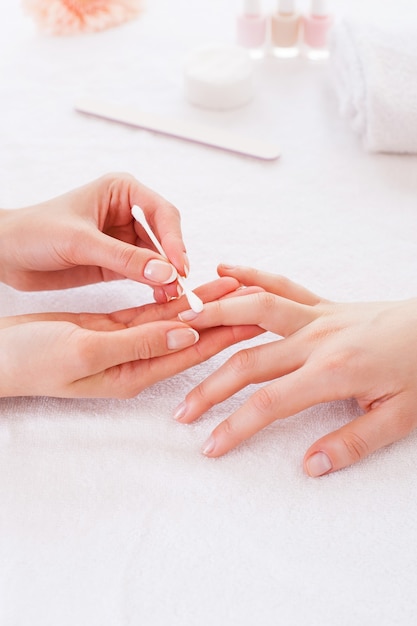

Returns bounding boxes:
[331,19,417,154]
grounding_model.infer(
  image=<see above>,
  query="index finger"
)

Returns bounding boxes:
[180,291,317,337]
[128,180,187,277]
[217,265,323,306]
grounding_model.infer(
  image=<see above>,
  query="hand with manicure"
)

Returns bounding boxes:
[0,278,259,398]
[0,173,187,302]
[174,264,417,477]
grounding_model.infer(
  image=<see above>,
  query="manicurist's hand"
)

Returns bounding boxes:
[174,264,417,477]
[0,173,187,301]
[0,278,260,398]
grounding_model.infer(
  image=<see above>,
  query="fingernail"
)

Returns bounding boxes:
[144,259,177,284]
[183,254,190,277]
[219,263,236,270]
[201,435,216,456]
[173,400,187,421]
[178,309,199,322]
[167,328,199,350]
[306,452,332,477]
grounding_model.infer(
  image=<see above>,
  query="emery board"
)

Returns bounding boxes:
[74,98,280,161]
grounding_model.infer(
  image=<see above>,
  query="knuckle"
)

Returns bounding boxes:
[321,347,359,378]
[340,430,370,462]
[305,321,331,344]
[221,417,243,444]
[193,382,215,410]
[257,291,277,313]
[251,385,278,414]
[106,363,142,399]
[272,274,292,293]
[115,244,139,274]
[101,171,135,188]
[134,334,155,360]
[163,201,180,221]
[228,348,256,376]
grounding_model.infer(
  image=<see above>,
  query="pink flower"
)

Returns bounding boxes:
[22,0,143,35]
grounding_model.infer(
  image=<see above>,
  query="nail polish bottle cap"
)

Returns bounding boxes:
[310,0,329,16]
[243,0,262,15]
[278,0,296,14]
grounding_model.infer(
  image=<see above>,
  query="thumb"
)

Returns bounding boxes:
[78,230,178,286]
[303,399,415,477]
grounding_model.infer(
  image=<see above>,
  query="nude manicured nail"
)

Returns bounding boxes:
[306,452,332,477]
[173,401,188,421]
[167,328,199,350]
[201,435,216,456]
[183,254,190,277]
[178,309,199,322]
[144,259,177,284]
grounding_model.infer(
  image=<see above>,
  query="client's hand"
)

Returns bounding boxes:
[0,173,187,302]
[0,278,260,398]
[174,264,417,477]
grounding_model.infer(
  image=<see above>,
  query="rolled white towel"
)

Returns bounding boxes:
[331,19,417,154]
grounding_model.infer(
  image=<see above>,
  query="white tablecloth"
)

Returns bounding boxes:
[1,1,417,624]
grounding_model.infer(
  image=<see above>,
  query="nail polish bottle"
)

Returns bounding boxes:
[270,0,301,58]
[303,0,333,60]
[236,0,267,59]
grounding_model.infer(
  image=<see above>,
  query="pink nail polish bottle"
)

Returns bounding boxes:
[270,0,301,58]
[236,0,267,59]
[303,0,333,60]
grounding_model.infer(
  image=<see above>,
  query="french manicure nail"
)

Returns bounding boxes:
[178,309,199,322]
[144,259,177,284]
[306,452,332,477]
[173,400,187,421]
[201,435,216,456]
[167,328,199,350]
[183,254,190,277]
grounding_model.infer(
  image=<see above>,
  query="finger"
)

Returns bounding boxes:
[70,321,199,381]
[127,179,188,276]
[153,286,169,304]
[179,291,317,336]
[220,286,265,300]
[109,277,242,327]
[73,324,263,398]
[303,396,416,477]
[76,229,178,287]
[217,264,323,305]
[200,365,330,457]
[174,335,307,423]
[51,277,240,333]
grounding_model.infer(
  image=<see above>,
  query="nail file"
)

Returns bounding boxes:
[74,98,280,161]
[131,205,204,313]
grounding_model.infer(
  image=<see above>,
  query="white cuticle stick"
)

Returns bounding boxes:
[131,205,204,313]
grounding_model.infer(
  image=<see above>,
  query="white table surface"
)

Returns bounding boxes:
[1,1,417,625]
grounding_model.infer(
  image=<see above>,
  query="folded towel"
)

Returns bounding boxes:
[331,19,417,154]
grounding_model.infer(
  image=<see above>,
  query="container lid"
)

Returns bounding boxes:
[184,44,254,110]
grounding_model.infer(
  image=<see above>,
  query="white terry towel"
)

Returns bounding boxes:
[331,19,417,154]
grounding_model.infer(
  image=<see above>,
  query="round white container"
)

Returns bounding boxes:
[184,44,254,110]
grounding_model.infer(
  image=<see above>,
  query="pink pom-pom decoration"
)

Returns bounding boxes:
[22,0,143,35]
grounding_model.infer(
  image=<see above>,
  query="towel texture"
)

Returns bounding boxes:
[1,1,417,625]
[331,19,417,153]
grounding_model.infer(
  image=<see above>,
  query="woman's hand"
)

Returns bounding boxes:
[174,264,417,477]
[0,278,260,398]
[0,173,187,301]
